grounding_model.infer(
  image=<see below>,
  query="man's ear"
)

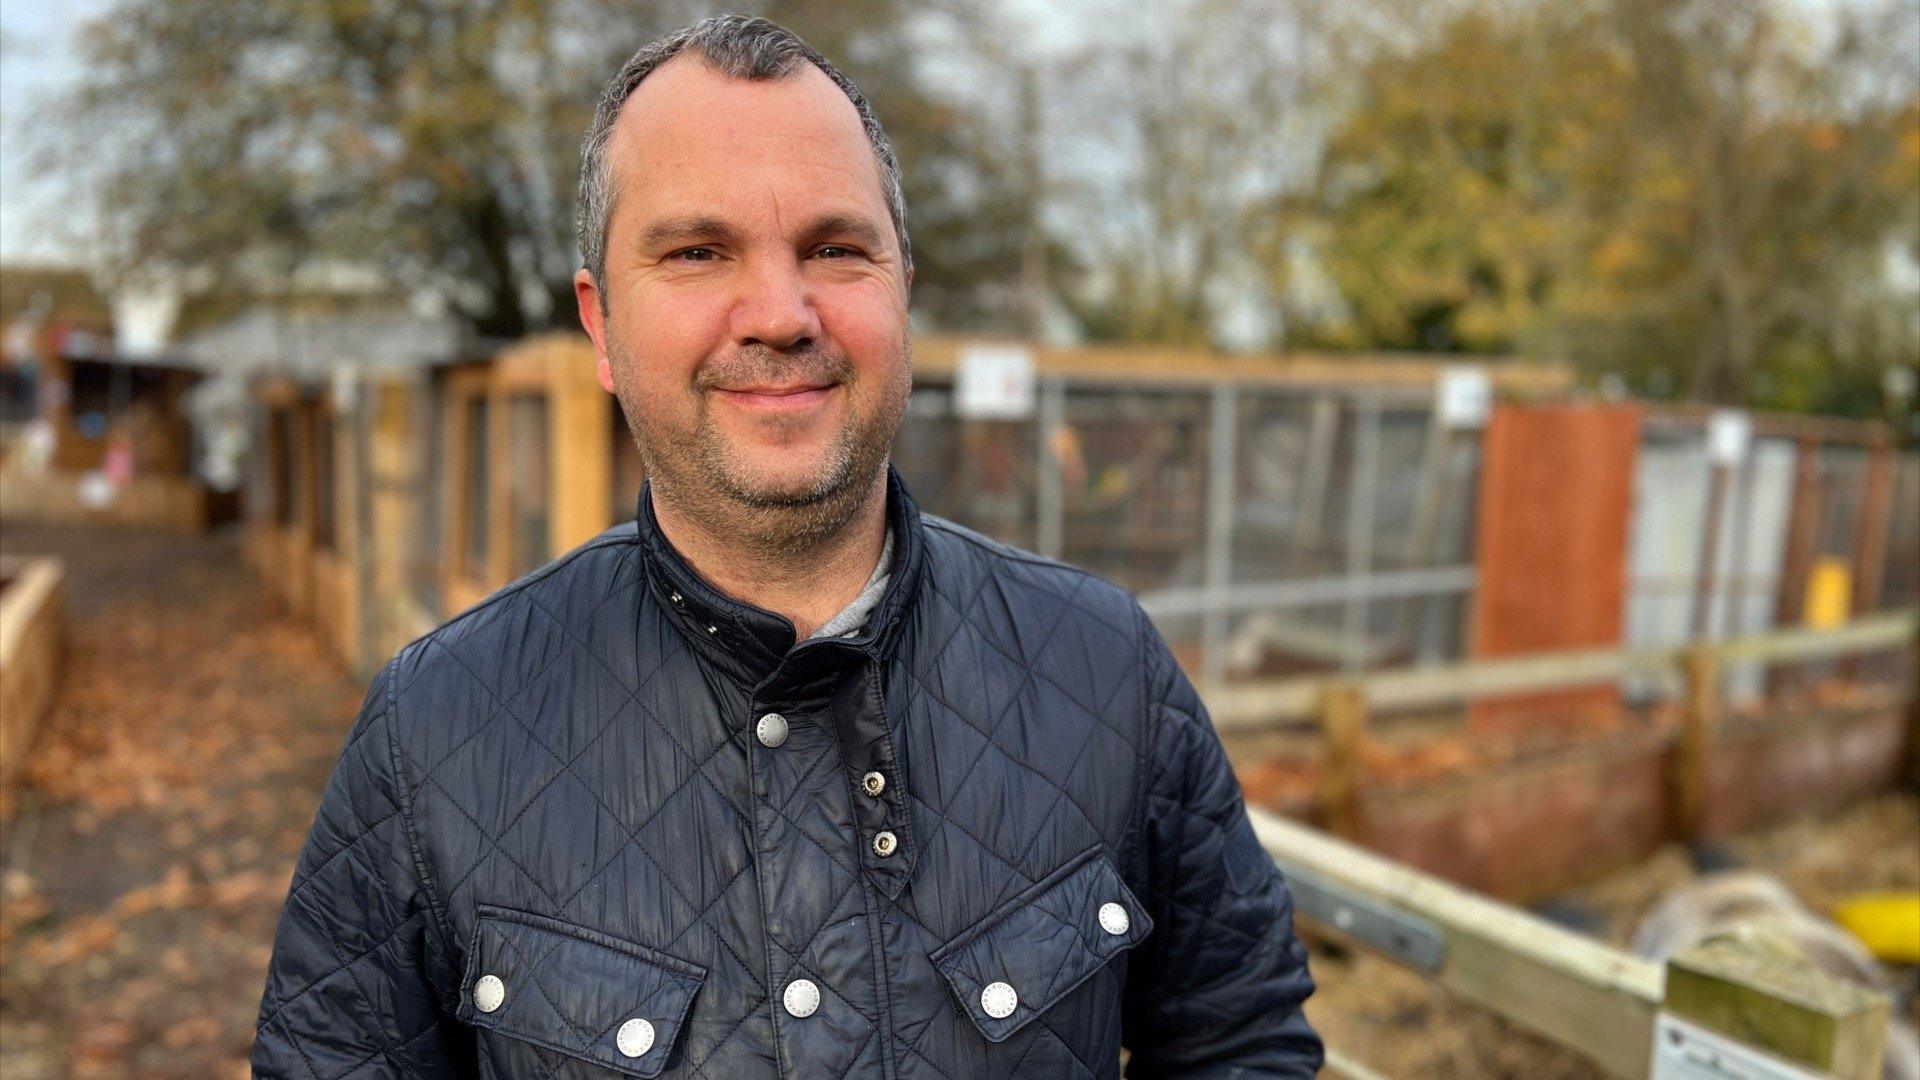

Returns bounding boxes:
[575,269,617,396]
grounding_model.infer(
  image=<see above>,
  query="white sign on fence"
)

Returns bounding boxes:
[1437,366,1492,428]
[955,344,1036,420]
[1707,409,1751,467]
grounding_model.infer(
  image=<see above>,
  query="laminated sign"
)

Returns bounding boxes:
[955,344,1036,420]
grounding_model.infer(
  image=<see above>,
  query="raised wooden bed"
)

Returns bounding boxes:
[0,471,211,532]
[0,555,66,813]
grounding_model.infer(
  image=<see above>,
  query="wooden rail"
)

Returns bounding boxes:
[1252,808,1893,1079]
[1205,609,1917,732]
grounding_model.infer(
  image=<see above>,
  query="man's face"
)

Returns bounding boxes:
[577,55,912,515]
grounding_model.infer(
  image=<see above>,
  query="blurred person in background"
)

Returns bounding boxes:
[251,13,1320,1079]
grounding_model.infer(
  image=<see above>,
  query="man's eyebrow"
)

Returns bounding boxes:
[801,213,887,251]
[638,215,739,250]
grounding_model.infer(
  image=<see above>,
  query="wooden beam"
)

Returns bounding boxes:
[1673,645,1722,842]
[1665,931,1889,1079]
[911,336,1577,395]
[1774,437,1824,633]
[1319,682,1367,838]
[1850,435,1895,617]
[1249,808,1665,1079]
[548,347,613,554]
[1645,403,1893,448]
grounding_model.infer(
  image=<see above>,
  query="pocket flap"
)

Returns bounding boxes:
[928,848,1152,1043]
[458,905,706,1078]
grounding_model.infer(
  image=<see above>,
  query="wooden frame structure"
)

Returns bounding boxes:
[437,335,615,614]
[244,378,364,666]
[0,351,214,530]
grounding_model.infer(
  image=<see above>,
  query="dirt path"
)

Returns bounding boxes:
[0,524,365,1078]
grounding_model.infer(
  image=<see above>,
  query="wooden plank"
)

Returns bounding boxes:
[1468,403,1640,727]
[1249,808,1665,1079]
[1359,730,1674,900]
[911,336,1577,395]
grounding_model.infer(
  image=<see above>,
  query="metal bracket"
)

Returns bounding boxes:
[1650,1014,1824,1080]
[1274,858,1445,972]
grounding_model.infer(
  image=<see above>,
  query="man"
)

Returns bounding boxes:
[254,15,1320,1079]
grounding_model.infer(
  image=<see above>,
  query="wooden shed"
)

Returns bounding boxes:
[0,342,217,531]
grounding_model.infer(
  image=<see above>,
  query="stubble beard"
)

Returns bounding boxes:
[607,331,911,561]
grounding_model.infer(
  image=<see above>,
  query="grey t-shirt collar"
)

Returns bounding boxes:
[806,524,896,640]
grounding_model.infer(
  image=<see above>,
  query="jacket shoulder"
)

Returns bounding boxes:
[383,522,644,751]
[918,514,1147,659]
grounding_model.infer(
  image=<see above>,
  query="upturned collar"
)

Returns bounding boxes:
[636,462,928,690]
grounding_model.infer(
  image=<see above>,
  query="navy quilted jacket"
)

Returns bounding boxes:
[253,464,1321,1078]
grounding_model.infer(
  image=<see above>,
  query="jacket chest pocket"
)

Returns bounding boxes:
[929,848,1153,1043]
[457,904,707,1078]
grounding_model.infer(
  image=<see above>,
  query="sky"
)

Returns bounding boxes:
[0,2,74,264]
[0,0,106,266]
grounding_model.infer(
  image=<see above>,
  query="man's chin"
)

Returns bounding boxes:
[711,460,856,510]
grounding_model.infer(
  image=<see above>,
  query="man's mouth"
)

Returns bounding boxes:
[712,382,838,411]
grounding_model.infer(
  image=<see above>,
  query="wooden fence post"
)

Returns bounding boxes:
[1906,622,1920,789]
[1320,681,1368,839]
[1664,929,1890,1079]
[1674,645,1722,842]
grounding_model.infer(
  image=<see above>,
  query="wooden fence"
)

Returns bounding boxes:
[1228,612,1916,1076]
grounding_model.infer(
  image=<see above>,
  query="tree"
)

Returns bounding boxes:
[45,0,1026,338]
[1291,0,1919,411]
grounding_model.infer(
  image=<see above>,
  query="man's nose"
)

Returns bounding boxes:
[729,255,822,351]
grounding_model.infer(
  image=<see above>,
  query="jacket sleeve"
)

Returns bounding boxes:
[1122,614,1323,1078]
[253,661,468,1078]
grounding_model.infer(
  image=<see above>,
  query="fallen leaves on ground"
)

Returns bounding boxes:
[0,525,362,1079]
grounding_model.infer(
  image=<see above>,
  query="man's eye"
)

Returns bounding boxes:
[672,247,717,262]
[813,245,856,260]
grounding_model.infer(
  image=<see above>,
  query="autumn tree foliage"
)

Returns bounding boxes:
[1291,0,1919,411]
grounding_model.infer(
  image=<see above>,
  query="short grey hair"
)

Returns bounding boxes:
[575,14,912,302]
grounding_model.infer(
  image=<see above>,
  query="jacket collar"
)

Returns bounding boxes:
[636,461,927,689]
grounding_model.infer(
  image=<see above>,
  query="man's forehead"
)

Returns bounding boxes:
[608,53,881,200]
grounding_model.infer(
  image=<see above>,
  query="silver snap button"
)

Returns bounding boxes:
[706,624,718,635]
[1098,902,1130,936]
[473,974,506,1013]
[861,770,886,797]
[782,978,820,1018]
[669,591,682,606]
[616,1017,655,1057]
[980,981,1018,1019]
[756,712,789,748]
[872,830,898,858]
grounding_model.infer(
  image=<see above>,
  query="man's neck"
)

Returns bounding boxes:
[648,468,891,642]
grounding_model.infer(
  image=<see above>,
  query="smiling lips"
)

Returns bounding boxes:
[714,383,837,411]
